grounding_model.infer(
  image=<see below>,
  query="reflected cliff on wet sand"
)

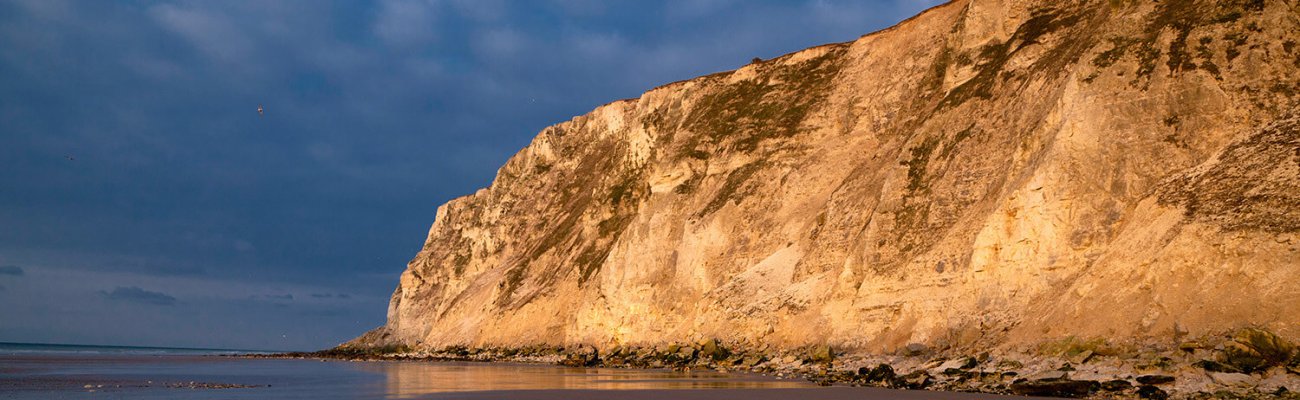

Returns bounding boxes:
[358,361,814,398]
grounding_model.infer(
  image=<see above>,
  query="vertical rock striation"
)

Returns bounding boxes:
[352,0,1300,355]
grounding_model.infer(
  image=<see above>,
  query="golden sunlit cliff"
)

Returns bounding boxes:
[354,0,1299,364]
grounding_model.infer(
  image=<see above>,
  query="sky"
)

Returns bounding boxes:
[0,0,945,351]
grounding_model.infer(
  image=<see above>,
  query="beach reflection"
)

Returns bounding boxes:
[350,361,815,398]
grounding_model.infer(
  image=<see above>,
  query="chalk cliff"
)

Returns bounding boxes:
[354,0,1300,355]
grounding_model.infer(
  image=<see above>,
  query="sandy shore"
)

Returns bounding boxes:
[0,353,1042,399]
[425,387,1038,400]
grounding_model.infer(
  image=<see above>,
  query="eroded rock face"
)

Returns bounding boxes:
[352,0,1300,354]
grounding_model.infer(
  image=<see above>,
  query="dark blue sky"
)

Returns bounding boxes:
[0,0,943,351]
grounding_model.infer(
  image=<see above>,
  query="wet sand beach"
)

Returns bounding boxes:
[0,353,1041,399]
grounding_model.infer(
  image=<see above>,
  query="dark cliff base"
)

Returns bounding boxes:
[258,329,1300,399]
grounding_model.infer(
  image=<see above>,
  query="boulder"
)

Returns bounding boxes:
[1101,379,1133,391]
[901,371,932,390]
[1026,370,1069,381]
[938,357,977,371]
[1221,328,1297,373]
[1136,385,1168,400]
[859,364,900,387]
[699,338,729,361]
[1135,375,1175,385]
[1009,378,1100,398]
[1208,372,1256,387]
[1068,350,1095,365]
[676,346,697,361]
[996,359,1025,370]
[903,343,930,357]
[807,345,833,364]
[560,346,599,367]
[1195,359,1242,373]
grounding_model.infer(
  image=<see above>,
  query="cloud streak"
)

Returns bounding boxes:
[374,0,439,48]
[0,265,23,276]
[310,293,351,299]
[100,286,178,306]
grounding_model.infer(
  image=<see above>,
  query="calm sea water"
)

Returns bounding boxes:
[0,343,1023,400]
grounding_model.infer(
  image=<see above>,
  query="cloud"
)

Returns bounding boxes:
[471,27,525,61]
[374,0,439,48]
[100,286,177,306]
[8,0,74,22]
[567,31,626,61]
[548,0,607,17]
[309,293,351,299]
[266,294,294,300]
[665,0,739,20]
[0,265,23,276]
[148,3,253,63]
[233,239,255,253]
[296,308,349,317]
[449,0,505,21]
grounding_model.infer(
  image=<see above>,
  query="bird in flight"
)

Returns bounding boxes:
[258,104,264,116]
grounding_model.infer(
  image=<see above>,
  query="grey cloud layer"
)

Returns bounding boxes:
[0,0,942,350]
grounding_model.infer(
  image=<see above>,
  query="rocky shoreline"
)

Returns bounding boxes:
[261,329,1300,399]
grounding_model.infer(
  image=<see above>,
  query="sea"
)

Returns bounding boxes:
[0,342,1024,399]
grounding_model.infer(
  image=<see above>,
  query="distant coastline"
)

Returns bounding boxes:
[0,341,279,356]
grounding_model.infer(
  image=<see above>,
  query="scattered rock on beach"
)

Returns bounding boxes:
[1221,328,1297,374]
[1101,379,1133,391]
[1136,374,1175,385]
[1027,370,1069,381]
[903,343,929,357]
[996,359,1024,370]
[901,371,932,389]
[1012,379,1099,398]
[561,346,600,367]
[807,345,833,364]
[937,356,977,375]
[1208,372,1256,387]
[1068,350,1095,365]
[859,363,898,386]
[1195,359,1242,373]
[677,347,698,362]
[1010,375,1099,398]
[282,338,1300,399]
[1137,385,1169,400]
[164,381,258,389]
[700,338,729,361]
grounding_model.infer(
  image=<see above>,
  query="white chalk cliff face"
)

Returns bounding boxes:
[354,0,1300,354]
